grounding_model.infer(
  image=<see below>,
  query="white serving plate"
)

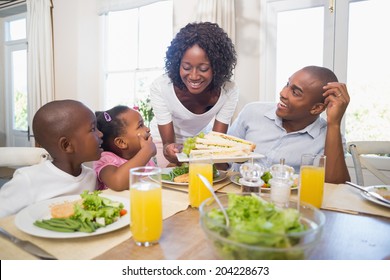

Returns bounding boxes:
[15,194,130,239]
[176,152,265,163]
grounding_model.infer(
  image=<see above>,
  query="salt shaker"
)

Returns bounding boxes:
[269,160,294,207]
[239,162,264,193]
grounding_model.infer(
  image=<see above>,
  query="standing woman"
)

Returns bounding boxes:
[150,22,238,164]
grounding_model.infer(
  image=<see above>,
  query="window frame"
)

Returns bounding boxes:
[101,1,173,109]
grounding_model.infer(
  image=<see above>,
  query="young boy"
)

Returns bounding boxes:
[0,100,103,218]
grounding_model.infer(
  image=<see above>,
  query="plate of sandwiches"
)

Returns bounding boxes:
[176,131,265,163]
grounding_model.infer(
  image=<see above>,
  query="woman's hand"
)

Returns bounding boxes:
[163,143,183,163]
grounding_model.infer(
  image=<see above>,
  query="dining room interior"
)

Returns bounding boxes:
[0,0,389,264]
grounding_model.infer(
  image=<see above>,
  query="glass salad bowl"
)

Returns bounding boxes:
[199,193,325,260]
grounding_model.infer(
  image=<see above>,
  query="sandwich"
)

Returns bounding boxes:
[185,131,256,157]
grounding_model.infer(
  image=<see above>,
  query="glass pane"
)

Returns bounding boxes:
[139,1,173,68]
[107,10,138,71]
[346,0,390,141]
[135,69,164,101]
[8,18,26,41]
[12,49,28,131]
[105,72,135,109]
[276,7,324,98]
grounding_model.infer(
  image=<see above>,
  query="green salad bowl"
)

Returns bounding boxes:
[199,193,325,260]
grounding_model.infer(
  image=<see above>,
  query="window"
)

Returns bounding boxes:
[260,0,390,142]
[103,1,173,109]
[345,0,390,141]
[4,14,28,146]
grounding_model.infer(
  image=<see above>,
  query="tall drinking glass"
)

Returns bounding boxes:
[188,155,213,208]
[299,154,326,208]
[130,166,162,246]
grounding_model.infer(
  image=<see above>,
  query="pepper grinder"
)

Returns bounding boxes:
[239,162,264,193]
[269,158,294,207]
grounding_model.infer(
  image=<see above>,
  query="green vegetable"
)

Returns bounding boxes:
[182,132,205,155]
[261,171,272,184]
[163,163,219,182]
[34,191,125,233]
[34,220,76,232]
[205,194,308,260]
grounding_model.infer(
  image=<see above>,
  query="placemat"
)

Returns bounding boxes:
[0,188,189,260]
[322,183,390,218]
[218,179,390,218]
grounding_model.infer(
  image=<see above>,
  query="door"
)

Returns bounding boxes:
[4,14,30,147]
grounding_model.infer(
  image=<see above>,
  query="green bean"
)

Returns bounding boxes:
[41,219,80,230]
[34,220,76,232]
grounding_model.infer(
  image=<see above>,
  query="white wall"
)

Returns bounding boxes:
[52,0,101,110]
[51,0,261,116]
[0,17,6,146]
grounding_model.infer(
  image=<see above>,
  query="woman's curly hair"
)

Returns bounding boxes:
[165,22,237,91]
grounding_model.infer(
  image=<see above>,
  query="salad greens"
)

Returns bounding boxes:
[34,190,126,233]
[161,163,219,182]
[204,193,309,260]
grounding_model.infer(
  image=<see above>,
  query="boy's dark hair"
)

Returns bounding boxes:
[96,105,129,152]
[165,22,237,91]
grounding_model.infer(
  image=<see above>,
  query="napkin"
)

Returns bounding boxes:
[322,183,390,218]
[0,188,189,260]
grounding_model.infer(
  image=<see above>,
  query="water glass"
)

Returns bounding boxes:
[188,154,213,208]
[129,166,163,246]
[299,154,326,208]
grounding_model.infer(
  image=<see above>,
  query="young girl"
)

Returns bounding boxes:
[93,105,157,191]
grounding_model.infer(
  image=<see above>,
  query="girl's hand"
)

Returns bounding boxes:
[138,133,157,157]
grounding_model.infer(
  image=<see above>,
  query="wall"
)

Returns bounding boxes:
[52,0,101,110]
[51,0,261,116]
[0,17,5,146]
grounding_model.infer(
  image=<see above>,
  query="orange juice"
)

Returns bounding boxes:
[130,182,162,245]
[188,161,213,208]
[299,166,325,208]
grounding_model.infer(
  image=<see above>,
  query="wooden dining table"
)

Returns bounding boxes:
[96,175,390,260]
[1,171,389,260]
[95,206,390,260]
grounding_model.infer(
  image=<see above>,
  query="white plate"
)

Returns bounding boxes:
[161,168,228,186]
[229,174,299,191]
[176,152,265,163]
[360,185,390,209]
[15,194,130,239]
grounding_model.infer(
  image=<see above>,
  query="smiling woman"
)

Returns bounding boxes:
[150,22,239,164]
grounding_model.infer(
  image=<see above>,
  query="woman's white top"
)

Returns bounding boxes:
[150,74,239,143]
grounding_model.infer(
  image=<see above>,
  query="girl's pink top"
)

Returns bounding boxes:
[93,151,156,190]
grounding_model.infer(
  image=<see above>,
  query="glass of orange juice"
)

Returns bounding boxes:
[188,154,213,208]
[129,166,162,246]
[299,154,326,208]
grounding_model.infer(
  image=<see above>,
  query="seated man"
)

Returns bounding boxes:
[228,66,350,184]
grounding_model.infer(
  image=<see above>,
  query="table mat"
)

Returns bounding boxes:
[322,183,390,218]
[218,180,390,218]
[0,188,188,260]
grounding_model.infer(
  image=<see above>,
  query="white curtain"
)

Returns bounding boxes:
[96,0,163,15]
[26,0,55,125]
[196,0,236,44]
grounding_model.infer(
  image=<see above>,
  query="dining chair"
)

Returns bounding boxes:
[0,147,50,167]
[347,141,390,186]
